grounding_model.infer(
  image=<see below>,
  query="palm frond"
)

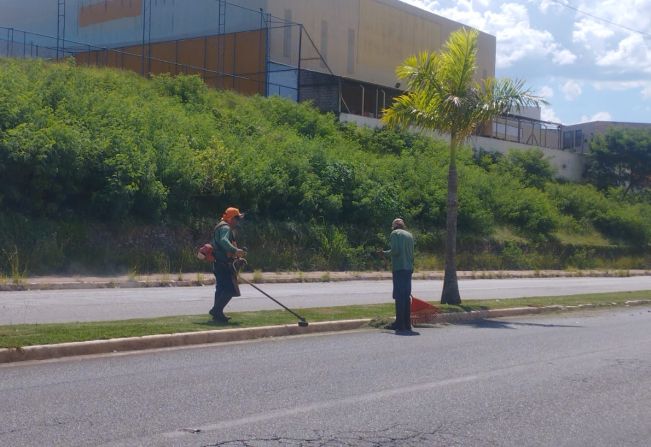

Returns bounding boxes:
[382,90,441,131]
[475,78,548,119]
[439,28,478,96]
[383,27,547,144]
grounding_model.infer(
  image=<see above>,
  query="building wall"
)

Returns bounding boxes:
[470,135,585,182]
[265,0,496,89]
[0,0,57,34]
[74,29,267,95]
[1,0,267,48]
[340,113,585,182]
[561,121,651,154]
[2,0,495,91]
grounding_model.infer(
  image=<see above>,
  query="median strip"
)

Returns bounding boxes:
[1,291,650,363]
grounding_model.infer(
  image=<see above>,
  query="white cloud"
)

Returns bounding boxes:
[642,84,651,99]
[418,1,577,69]
[597,34,651,72]
[541,105,562,123]
[537,0,565,14]
[593,80,649,91]
[576,1,651,36]
[562,80,582,100]
[571,3,651,77]
[580,111,613,123]
[591,80,651,102]
[572,18,615,50]
[400,0,651,123]
[552,49,577,65]
[538,85,554,99]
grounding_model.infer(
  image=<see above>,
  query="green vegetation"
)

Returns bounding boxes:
[1,58,650,275]
[586,127,651,195]
[382,28,545,303]
[2,290,649,348]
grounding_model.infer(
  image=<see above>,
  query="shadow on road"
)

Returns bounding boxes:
[458,319,583,330]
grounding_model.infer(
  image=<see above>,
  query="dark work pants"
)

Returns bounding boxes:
[392,269,413,331]
[210,261,240,317]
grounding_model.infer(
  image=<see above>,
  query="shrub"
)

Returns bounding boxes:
[1,59,649,274]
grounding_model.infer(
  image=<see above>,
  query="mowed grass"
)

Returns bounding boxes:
[1,290,650,348]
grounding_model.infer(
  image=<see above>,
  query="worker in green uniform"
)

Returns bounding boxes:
[209,207,246,323]
[383,218,416,334]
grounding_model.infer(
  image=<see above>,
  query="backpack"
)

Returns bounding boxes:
[196,243,215,262]
[197,221,230,263]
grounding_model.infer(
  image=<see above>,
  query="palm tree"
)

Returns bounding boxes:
[382,28,546,305]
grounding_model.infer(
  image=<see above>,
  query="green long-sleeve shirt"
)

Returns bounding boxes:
[212,221,238,263]
[384,229,414,271]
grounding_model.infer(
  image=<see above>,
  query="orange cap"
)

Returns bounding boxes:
[222,207,244,220]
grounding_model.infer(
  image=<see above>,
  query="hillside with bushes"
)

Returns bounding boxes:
[1,58,650,275]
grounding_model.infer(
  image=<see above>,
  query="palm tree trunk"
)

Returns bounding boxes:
[441,140,461,305]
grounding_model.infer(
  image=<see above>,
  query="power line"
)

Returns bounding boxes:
[549,0,651,39]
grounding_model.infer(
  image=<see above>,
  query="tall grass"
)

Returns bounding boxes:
[1,59,650,274]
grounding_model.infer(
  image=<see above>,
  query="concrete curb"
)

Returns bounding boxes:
[2,269,651,292]
[427,300,650,324]
[0,319,371,364]
[4,301,649,364]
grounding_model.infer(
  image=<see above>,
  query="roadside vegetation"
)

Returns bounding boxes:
[382,28,545,304]
[1,291,649,348]
[1,58,650,275]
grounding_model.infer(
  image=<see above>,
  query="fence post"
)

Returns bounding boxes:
[297,25,303,102]
[6,28,14,58]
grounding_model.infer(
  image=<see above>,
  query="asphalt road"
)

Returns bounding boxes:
[1,276,651,324]
[1,307,650,446]
[0,276,651,325]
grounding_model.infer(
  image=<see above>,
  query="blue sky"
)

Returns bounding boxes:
[400,0,651,125]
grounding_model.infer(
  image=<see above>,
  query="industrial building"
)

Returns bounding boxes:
[0,0,496,118]
[560,121,651,154]
[2,0,594,180]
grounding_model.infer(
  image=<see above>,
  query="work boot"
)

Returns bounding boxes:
[395,329,419,336]
[211,314,231,324]
[209,309,230,322]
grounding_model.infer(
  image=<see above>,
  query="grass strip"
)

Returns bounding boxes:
[1,290,650,348]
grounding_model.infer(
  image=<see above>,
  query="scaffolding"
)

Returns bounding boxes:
[1,0,561,144]
[475,114,562,150]
[56,0,66,60]
[2,0,337,106]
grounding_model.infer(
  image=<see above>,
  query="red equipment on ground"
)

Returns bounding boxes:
[410,295,440,325]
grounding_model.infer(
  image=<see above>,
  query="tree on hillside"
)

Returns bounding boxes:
[586,127,651,195]
[497,149,556,190]
[382,28,545,305]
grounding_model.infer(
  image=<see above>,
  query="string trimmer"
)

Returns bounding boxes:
[233,258,309,327]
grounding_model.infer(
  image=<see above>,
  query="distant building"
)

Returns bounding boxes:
[0,0,496,118]
[5,0,617,181]
[560,121,651,154]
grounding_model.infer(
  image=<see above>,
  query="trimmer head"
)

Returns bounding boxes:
[298,320,309,327]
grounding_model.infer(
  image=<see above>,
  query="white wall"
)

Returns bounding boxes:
[469,135,585,182]
[340,113,586,182]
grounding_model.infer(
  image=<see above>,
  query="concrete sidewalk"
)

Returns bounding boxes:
[2,269,649,291]
[2,301,649,364]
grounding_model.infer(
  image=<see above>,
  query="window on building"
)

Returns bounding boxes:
[574,129,583,148]
[562,131,574,150]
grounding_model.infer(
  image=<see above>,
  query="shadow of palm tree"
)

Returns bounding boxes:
[460,319,582,329]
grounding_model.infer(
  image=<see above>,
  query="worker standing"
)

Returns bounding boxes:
[209,207,246,323]
[383,218,416,334]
